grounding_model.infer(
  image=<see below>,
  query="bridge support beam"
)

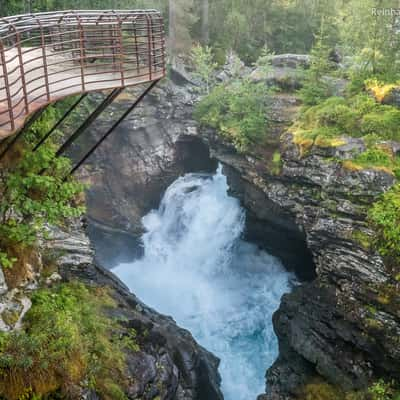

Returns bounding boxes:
[55,88,123,158]
[33,94,88,152]
[67,80,160,178]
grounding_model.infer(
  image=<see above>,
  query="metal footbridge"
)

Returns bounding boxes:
[0,10,166,173]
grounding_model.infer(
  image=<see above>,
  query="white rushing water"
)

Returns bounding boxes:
[113,167,293,400]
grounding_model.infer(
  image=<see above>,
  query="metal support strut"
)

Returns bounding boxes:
[67,80,160,178]
[55,88,123,157]
[0,108,46,161]
[33,95,88,152]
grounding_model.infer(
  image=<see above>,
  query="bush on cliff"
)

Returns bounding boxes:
[344,148,400,178]
[298,94,400,141]
[195,78,270,152]
[0,282,133,400]
[0,107,85,270]
[298,26,336,106]
[369,184,400,266]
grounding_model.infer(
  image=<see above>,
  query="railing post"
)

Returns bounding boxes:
[133,21,140,74]
[39,22,51,101]
[77,17,86,92]
[160,16,166,77]
[117,20,125,86]
[0,42,15,131]
[146,14,153,80]
[150,15,157,75]
[15,31,29,113]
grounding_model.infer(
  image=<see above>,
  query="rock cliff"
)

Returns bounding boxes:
[72,56,399,398]
[209,130,400,398]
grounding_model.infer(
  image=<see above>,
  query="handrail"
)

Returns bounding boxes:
[0,10,166,139]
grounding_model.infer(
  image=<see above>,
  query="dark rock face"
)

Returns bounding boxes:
[79,73,217,236]
[47,223,223,400]
[207,129,400,398]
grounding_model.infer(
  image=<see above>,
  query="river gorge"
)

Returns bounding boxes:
[1,54,398,400]
[82,56,400,399]
[113,167,294,400]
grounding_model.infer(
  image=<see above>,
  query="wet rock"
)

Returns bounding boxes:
[207,129,400,398]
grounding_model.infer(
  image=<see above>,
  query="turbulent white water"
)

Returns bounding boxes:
[113,167,293,400]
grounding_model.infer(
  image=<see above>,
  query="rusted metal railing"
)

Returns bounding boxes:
[0,10,166,139]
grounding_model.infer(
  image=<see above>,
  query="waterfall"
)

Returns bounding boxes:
[113,166,293,400]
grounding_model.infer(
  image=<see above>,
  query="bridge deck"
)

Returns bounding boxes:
[0,11,166,139]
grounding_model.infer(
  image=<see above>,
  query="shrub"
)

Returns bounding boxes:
[298,28,336,107]
[365,79,398,103]
[299,380,400,400]
[298,78,335,107]
[195,78,270,152]
[368,380,397,400]
[369,184,400,263]
[190,44,218,94]
[0,282,133,400]
[350,148,400,177]
[296,93,400,143]
[361,108,400,141]
[0,108,85,268]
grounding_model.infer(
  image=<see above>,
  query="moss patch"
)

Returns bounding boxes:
[0,282,135,400]
[270,151,283,175]
[352,230,373,250]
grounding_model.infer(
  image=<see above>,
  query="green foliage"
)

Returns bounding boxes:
[298,24,336,106]
[195,78,270,152]
[270,151,283,175]
[301,382,342,400]
[206,0,340,63]
[340,0,400,83]
[351,148,400,178]
[361,109,400,140]
[0,282,132,400]
[252,46,274,80]
[300,380,400,400]
[190,44,218,94]
[368,184,400,263]
[297,93,400,142]
[352,230,373,250]
[369,380,398,400]
[0,107,85,267]
[0,251,17,269]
